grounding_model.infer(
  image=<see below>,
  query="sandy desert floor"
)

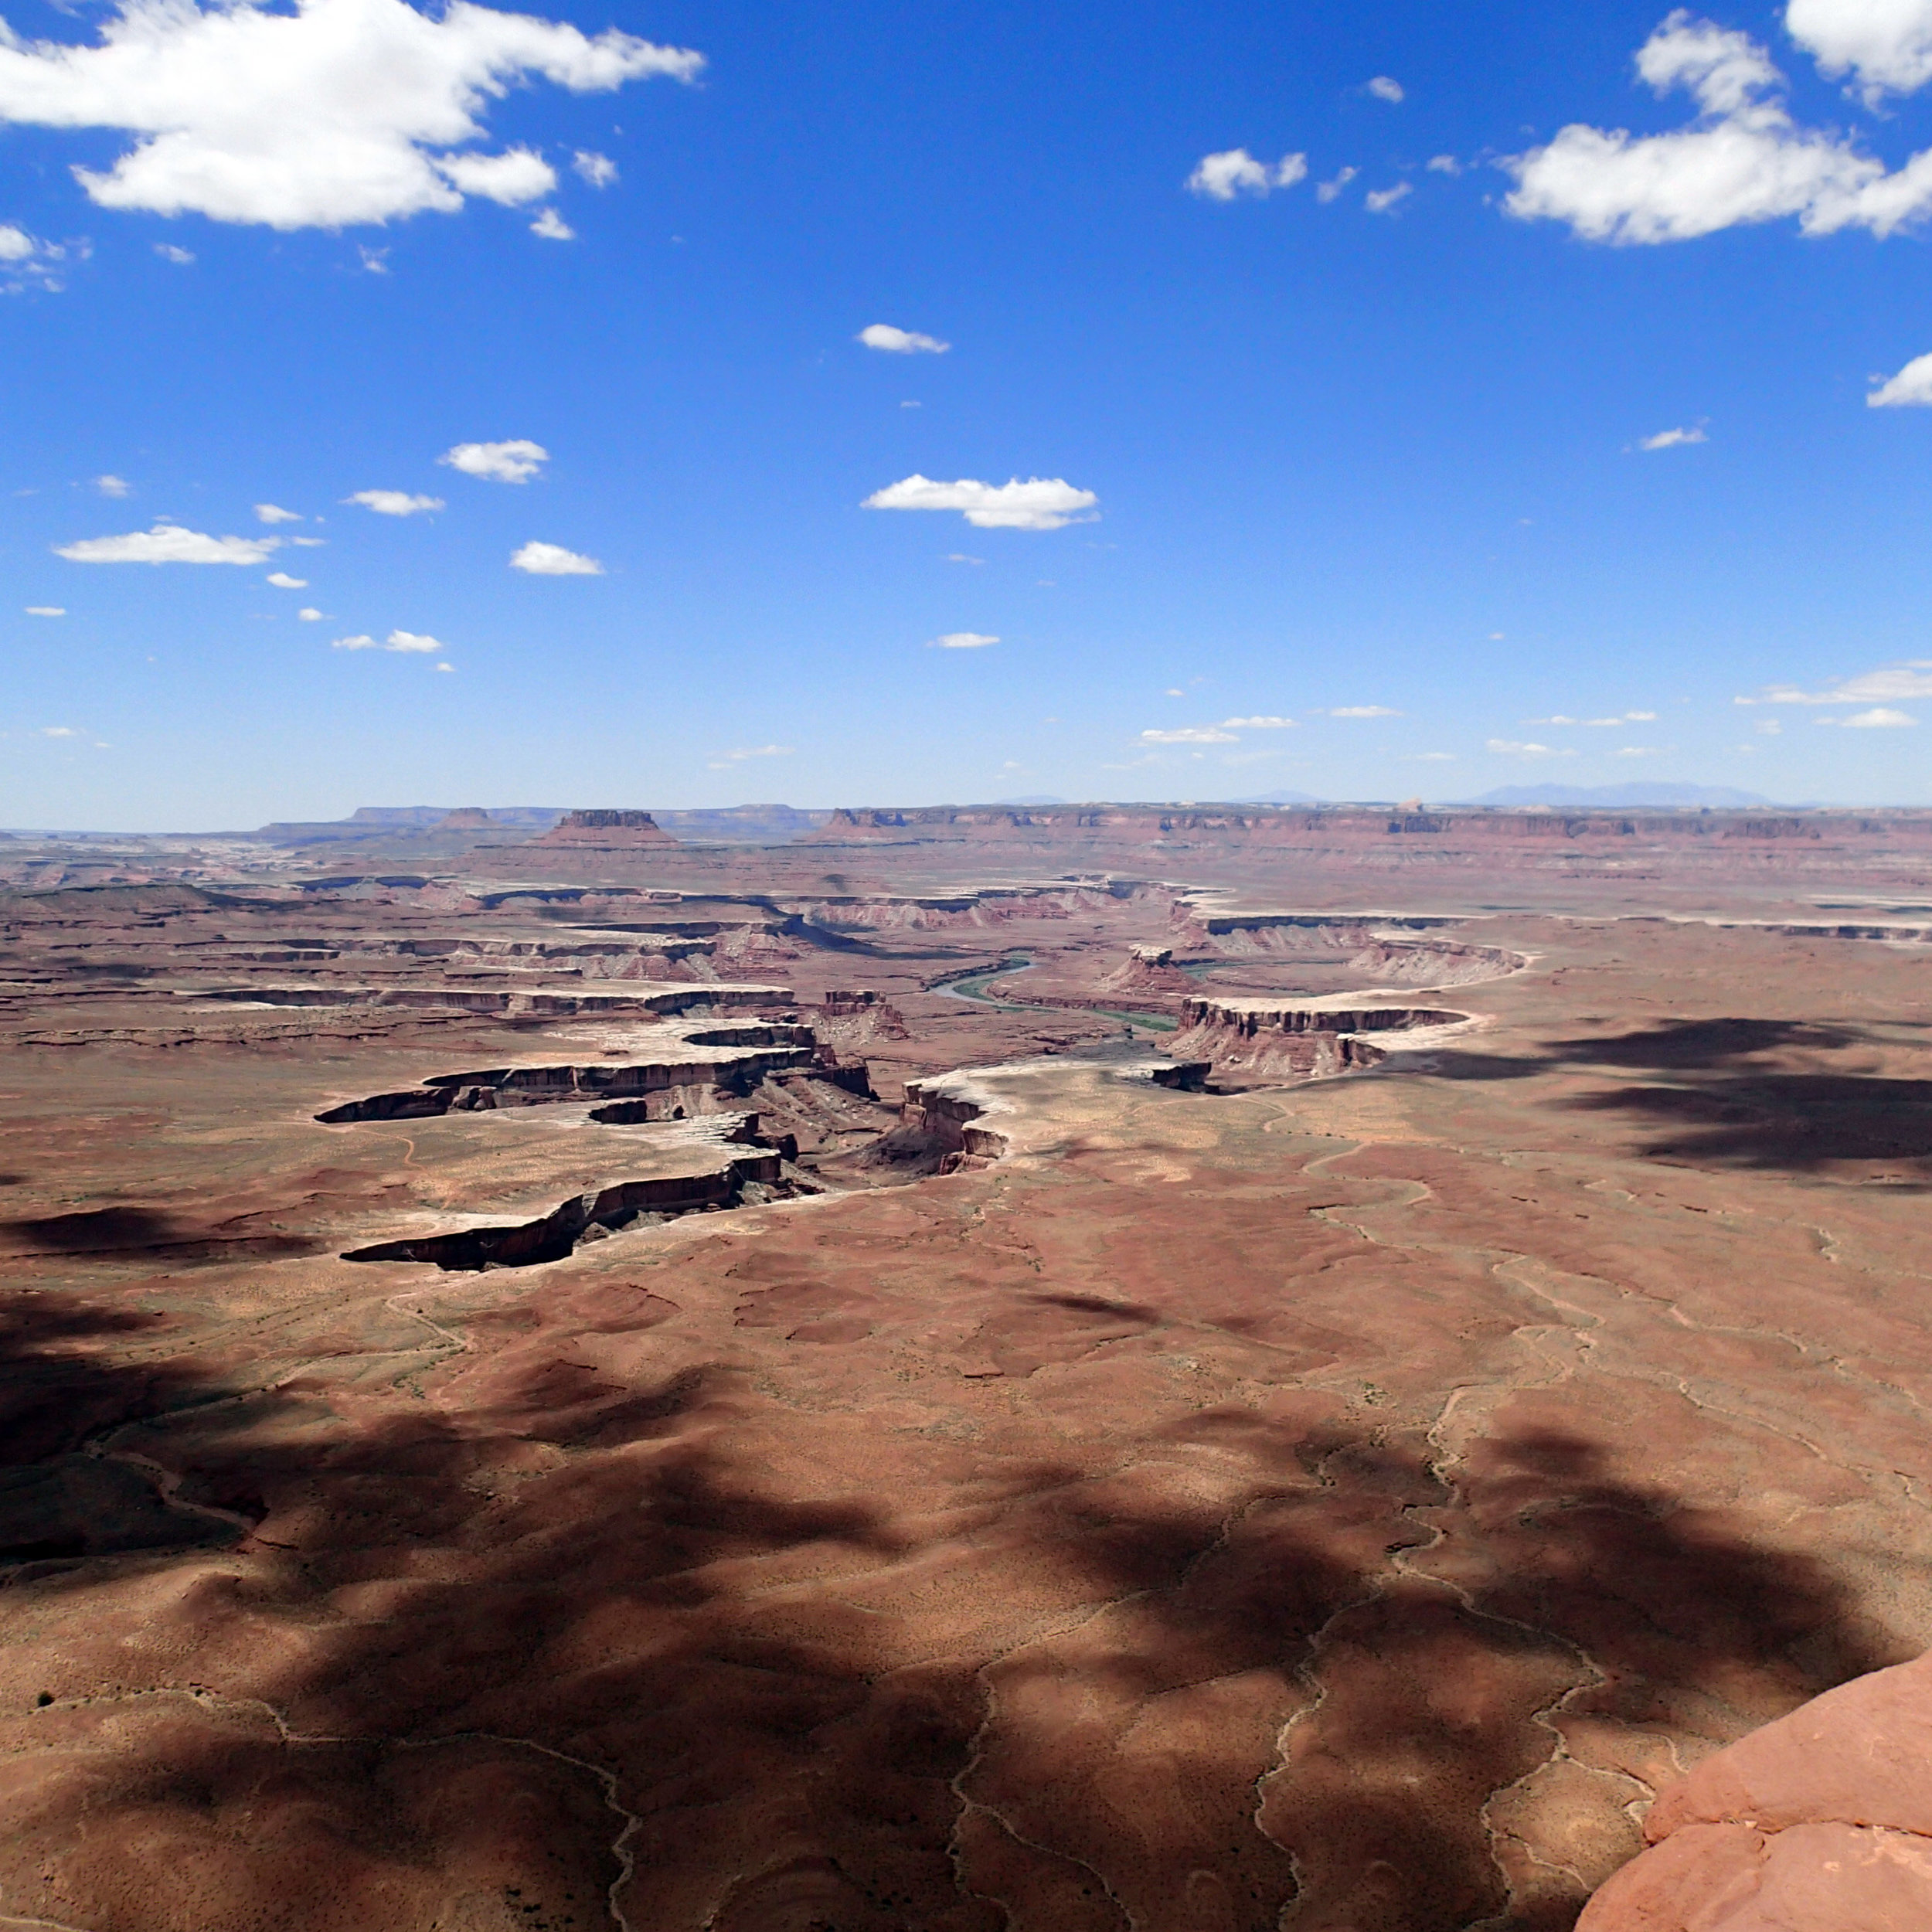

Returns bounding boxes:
[2,829,1930,1931]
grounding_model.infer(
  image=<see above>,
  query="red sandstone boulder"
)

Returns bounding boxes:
[1578,1650,1932,1930]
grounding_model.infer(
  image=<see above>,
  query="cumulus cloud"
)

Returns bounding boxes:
[858,323,951,353]
[529,206,573,240]
[1840,705,1917,726]
[254,502,301,522]
[264,570,308,587]
[1316,166,1358,202]
[298,605,324,620]
[440,437,546,481]
[1488,739,1577,757]
[572,148,616,187]
[1868,351,1932,405]
[1185,148,1308,199]
[0,0,702,230]
[1326,704,1402,717]
[0,223,69,289]
[25,605,64,615]
[1640,424,1707,447]
[1736,658,1932,703]
[345,489,443,515]
[1787,0,1932,99]
[55,522,279,563]
[332,628,441,651]
[1219,715,1296,727]
[928,631,999,648]
[95,473,131,496]
[1141,726,1238,743]
[1615,743,1666,755]
[154,240,192,261]
[1427,154,1463,175]
[1505,9,1932,243]
[40,725,78,737]
[510,539,602,573]
[1365,182,1412,213]
[863,474,1098,531]
[1367,75,1405,103]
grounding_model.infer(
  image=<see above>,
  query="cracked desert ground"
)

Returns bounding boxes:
[2,805,1930,1932]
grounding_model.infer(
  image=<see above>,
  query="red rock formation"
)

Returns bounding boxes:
[1579,1650,1932,1930]
[529,809,673,848]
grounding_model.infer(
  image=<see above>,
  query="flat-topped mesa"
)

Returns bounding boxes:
[531,809,674,848]
[1172,995,1469,1082]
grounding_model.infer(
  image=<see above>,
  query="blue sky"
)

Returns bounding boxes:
[6,0,1932,828]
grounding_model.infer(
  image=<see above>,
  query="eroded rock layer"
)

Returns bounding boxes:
[0,842,1930,1931]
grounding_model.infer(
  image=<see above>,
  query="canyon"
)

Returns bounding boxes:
[1,803,1930,1930]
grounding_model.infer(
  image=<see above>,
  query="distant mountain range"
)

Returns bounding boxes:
[1455,783,1777,810]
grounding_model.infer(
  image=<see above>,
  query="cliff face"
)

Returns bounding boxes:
[808,803,1932,855]
[529,809,674,848]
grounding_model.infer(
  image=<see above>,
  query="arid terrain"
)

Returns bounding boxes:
[2,803,1930,1931]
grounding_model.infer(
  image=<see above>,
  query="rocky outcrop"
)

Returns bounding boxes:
[1168,997,1468,1081]
[529,809,673,848]
[1579,1649,1932,1930]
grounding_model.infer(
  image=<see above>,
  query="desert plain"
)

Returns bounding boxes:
[2,801,1930,1930]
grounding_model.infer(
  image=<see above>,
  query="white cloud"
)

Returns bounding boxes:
[440,437,546,482]
[56,522,279,563]
[332,628,441,652]
[437,145,553,205]
[706,743,793,768]
[529,206,573,240]
[1365,182,1412,213]
[510,539,602,573]
[1529,710,1658,726]
[1142,726,1238,743]
[572,148,617,187]
[1640,424,1707,447]
[1427,154,1462,175]
[288,535,326,546]
[1738,658,1932,703]
[359,245,389,273]
[947,552,984,565]
[1757,716,1782,733]
[1488,738,1577,757]
[254,502,301,522]
[0,0,702,230]
[95,473,131,496]
[1326,704,1402,717]
[0,223,68,289]
[1787,0,1932,99]
[858,323,951,353]
[435,661,454,671]
[345,489,443,515]
[1219,715,1295,727]
[1841,705,1917,726]
[1505,11,1932,244]
[1367,75,1406,103]
[298,605,324,620]
[1316,166,1358,203]
[1615,743,1666,756]
[1413,750,1457,760]
[929,631,999,648]
[265,570,308,587]
[40,725,79,737]
[1186,148,1308,200]
[24,605,64,616]
[1869,350,1932,405]
[863,474,1098,531]
[154,240,193,262]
